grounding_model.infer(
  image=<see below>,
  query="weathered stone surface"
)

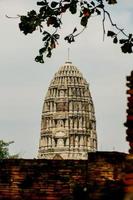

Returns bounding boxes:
[38,62,97,159]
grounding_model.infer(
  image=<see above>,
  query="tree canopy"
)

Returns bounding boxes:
[18,0,133,63]
[0,140,19,159]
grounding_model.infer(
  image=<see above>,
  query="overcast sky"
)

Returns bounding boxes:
[0,0,132,158]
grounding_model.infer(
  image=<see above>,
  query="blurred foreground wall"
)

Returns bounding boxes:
[0,152,132,200]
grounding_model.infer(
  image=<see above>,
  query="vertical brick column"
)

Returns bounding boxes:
[124,71,133,200]
[125,71,133,154]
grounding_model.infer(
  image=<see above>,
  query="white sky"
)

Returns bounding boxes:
[0,0,132,158]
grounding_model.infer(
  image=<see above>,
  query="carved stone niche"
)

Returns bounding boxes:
[54,131,66,138]
[56,102,68,112]
[53,131,67,148]
[58,85,67,89]
[60,90,65,97]
[53,113,67,120]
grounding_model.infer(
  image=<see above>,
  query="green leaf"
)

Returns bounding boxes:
[0,140,18,159]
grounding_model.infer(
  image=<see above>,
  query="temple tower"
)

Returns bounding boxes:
[38,61,97,159]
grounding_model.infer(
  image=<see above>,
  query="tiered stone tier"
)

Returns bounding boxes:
[38,62,97,159]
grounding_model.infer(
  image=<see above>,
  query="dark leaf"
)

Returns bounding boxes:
[63,0,70,2]
[19,19,36,35]
[64,36,68,40]
[81,16,88,27]
[106,0,117,5]
[90,1,95,6]
[43,31,49,35]
[47,16,56,26]
[64,36,69,42]
[113,36,118,44]
[61,4,70,13]
[39,25,43,32]
[35,55,44,63]
[39,47,46,54]
[42,34,50,41]
[97,3,104,9]
[80,1,83,6]
[96,9,101,15]
[54,34,60,39]
[91,8,94,14]
[37,1,46,6]
[73,27,77,33]
[79,11,83,17]
[54,19,61,28]
[28,10,37,17]
[129,34,132,40]
[107,30,116,37]
[84,1,92,8]
[51,1,59,8]
[69,4,77,14]
[39,6,47,15]
[51,40,56,49]
[119,39,127,44]
[121,42,132,54]
[64,35,75,43]
[47,47,52,57]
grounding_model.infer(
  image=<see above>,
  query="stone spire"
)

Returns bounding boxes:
[38,62,97,159]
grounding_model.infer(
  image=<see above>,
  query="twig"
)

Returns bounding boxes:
[102,8,106,41]
[103,9,128,37]
[5,14,20,19]
[74,27,86,37]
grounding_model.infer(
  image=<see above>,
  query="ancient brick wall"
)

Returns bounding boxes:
[0,152,126,200]
[124,154,133,200]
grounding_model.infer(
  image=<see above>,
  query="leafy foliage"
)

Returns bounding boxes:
[0,140,19,159]
[18,0,133,63]
[106,0,117,4]
[107,31,133,53]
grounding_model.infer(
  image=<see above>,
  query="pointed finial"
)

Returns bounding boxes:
[65,48,72,64]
